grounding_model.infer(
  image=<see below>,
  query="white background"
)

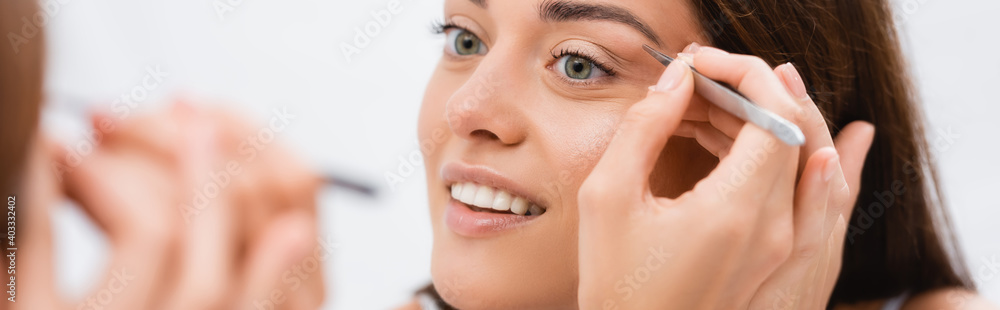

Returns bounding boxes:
[36,0,998,309]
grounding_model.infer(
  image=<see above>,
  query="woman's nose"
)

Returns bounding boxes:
[444,64,528,146]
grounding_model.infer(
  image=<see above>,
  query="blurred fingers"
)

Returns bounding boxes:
[239,212,316,309]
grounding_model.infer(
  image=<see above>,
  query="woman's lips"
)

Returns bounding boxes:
[440,162,549,211]
[445,198,539,237]
[440,162,548,237]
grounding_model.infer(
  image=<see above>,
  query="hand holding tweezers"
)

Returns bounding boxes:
[642,45,805,146]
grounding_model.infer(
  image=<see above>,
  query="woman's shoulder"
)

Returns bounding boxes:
[899,288,997,310]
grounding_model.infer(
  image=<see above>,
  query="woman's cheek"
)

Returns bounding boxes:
[418,69,460,165]
[547,113,621,209]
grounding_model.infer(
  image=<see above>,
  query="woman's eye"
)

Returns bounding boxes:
[555,55,608,80]
[445,28,487,56]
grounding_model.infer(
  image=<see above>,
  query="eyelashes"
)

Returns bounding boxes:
[550,48,617,77]
[431,19,619,82]
[430,19,460,35]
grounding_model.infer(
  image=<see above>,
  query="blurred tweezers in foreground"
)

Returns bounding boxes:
[323,172,377,198]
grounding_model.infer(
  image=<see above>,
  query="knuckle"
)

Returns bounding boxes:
[739,55,772,73]
[765,228,794,264]
[788,105,810,126]
[713,212,753,240]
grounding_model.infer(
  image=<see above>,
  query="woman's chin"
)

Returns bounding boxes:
[429,237,580,309]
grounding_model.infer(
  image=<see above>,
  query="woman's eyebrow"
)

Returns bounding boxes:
[465,0,663,46]
[537,0,663,46]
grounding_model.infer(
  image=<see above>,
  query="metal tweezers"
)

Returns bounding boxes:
[642,45,805,146]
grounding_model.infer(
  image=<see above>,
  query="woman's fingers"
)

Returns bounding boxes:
[583,59,694,202]
[16,139,72,310]
[747,148,835,309]
[238,211,315,309]
[820,121,875,292]
[830,121,876,216]
[692,49,800,203]
[774,63,840,177]
[692,47,804,122]
[160,116,240,310]
[692,122,734,158]
[49,138,178,310]
[792,148,837,260]
[706,105,744,139]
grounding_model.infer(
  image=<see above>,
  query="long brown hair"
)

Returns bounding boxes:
[0,0,44,194]
[690,0,974,305]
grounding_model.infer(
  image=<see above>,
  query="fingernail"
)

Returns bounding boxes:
[675,52,695,65]
[780,63,809,99]
[683,42,702,53]
[823,154,839,182]
[654,61,688,93]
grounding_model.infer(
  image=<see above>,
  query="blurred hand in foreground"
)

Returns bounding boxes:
[13,101,325,310]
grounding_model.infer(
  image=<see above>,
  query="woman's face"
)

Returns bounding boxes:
[419,0,713,307]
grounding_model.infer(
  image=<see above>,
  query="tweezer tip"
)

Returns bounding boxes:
[641,44,674,63]
[641,44,660,57]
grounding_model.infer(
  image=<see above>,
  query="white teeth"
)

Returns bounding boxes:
[527,204,544,216]
[449,183,543,215]
[459,182,478,204]
[510,197,529,215]
[451,183,463,200]
[492,191,512,211]
[472,186,495,208]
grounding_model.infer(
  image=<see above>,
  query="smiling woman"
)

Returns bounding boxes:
[408,0,996,309]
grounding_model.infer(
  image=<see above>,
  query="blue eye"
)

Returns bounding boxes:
[445,28,487,56]
[555,54,609,80]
